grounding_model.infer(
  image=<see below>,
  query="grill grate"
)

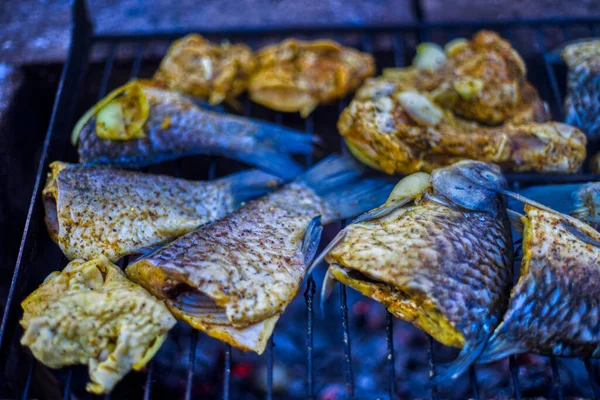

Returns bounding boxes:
[3,0,600,398]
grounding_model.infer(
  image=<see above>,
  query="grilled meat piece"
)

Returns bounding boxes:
[572,182,600,231]
[154,34,256,105]
[42,161,281,261]
[126,155,393,354]
[479,204,600,362]
[338,90,586,174]
[562,39,600,140]
[74,81,315,179]
[248,39,375,117]
[320,161,513,381]
[20,256,176,394]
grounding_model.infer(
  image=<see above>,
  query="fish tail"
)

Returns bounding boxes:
[426,337,489,387]
[234,150,305,181]
[476,336,522,364]
[299,154,366,193]
[221,169,284,205]
[322,179,394,221]
[256,123,320,155]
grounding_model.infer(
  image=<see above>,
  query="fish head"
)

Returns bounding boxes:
[431,160,507,214]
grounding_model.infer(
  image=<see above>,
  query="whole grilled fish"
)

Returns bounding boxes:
[20,256,176,394]
[508,182,600,231]
[478,203,600,362]
[561,39,600,140]
[317,160,513,381]
[73,81,316,179]
[43,161,281,261]
[126,155,393,354]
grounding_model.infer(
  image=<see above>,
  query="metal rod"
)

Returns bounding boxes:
[550,356,564,400]
[469,365,480,400]
[509,355,522,400]
[223,344,231,400]
[62,369,73,400]
[385,311,396,399]
[267,337,274,400]
[392,32,405,67]
[143,362,155,400]
[340,284,355,398]
[585,359,600,400]
[20,358,35,400]
[97,43,117,100]
[130,42,146,79]
[304,277,316,399]
[427,335,438,400]
[184,332,198,400]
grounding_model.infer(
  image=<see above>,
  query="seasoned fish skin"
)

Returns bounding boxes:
[249,39,375,117]
[20,257,176,394]
[338,91,586,174]
[571,182,600,231]
[43,162,278,261]
[126,183,331,353]
[479,205,600,362]
[562,39,600,140]
[154,34,256,105]
[77,85,312,178]
[327,193,512,349]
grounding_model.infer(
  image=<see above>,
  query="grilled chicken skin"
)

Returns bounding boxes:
[20,257,176,394]
[43,161,281,261]
[319,161,513,381]
[126,156,393,354]
[338,90,586,175]
[74,81,315,179]
[479,204,600,362]
[154,34,256,105]
[249,39,375,117]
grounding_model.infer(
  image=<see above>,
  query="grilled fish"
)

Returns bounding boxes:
[154,34,256,105]
[561,39,600,140]
[126,155,393,354]
[317,160,513,381]
[249,39,375,117]
[339,90,586,174]
[43,161,281,261]
[20,256,176,394]
[478,203,600,362]
[73,80,316,179]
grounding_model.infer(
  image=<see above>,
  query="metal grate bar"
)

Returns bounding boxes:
[550,356,564,400]
[143,362,155,400]
[536,28,565,121]
[97,43,118,100]
[392,33,405,67]
[129,42,146,80]
[339,284,355,399]
[509,356,522,400]
[184,332,198,400]
[585,359,600,400]
[427,335,438,400]
[305,275,316,399]
[62,369,73,400]
[20,357,35,400]
[223,344,231,400]
[267,338,274,400]
[593,24,600,37]
[385,312,396,399]
[469,365,480,400]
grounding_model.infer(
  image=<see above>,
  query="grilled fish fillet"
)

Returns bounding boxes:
[75,81,315,179]
[20,256,176,394]
[562,39,600,140]
[321,160,513,381]
[42,161,281,261]
[249,39,375,117]
[154,34,256,105]
[126,155,393,353]
[479,204,600,362]
[338,90,586,174]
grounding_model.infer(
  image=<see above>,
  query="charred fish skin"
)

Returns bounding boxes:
[479,205,600,363]
[562,39,600,140]
[43,161,282,262]
[126,155,394,354]
[323,161,513,381]
[77,85,315,179]
[20,256,176,395]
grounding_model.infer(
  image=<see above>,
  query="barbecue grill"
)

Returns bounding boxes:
[2,0,600,398]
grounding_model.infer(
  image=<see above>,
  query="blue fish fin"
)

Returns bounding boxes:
[234,149,306,181]
[510,184,584,214]
[322,179,394,221]
[220,169,284,205]
[303,216,324,267]
[477,337,523,364]
[299,154,366,195]
[426,336,490,387]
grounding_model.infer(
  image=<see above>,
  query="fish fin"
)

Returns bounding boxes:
[351,197,412,224]
[300,154,366,195]
[220,169,284,204]
[320,268,338,314]
[303,216,324,267]
[322,178,395,221]
[255,122,321,155]
[509,184,584,215]
[561,220,600,247]
[234,149,305,181]
[477,337,523,364]
[306,229,347,276]
[507,209,525,234]
[426,336,490,386]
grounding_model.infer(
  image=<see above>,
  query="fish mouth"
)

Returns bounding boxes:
[329,265,465,348]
